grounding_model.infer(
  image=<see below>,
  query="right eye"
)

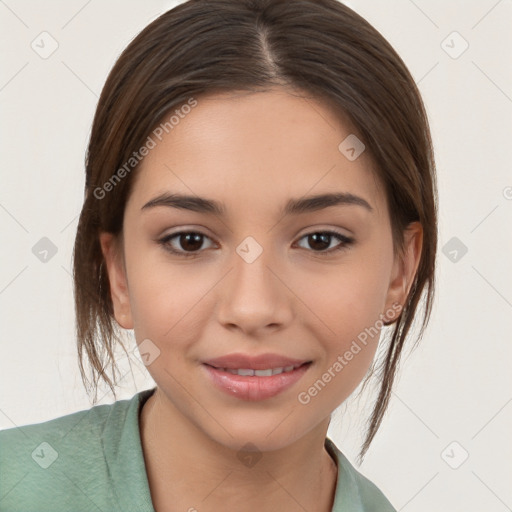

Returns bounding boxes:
[158,231,215,257]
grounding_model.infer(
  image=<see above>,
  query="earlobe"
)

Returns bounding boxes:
[384,222,423,324]
[99,231,134,329]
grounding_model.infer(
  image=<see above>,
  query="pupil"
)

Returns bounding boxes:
[181,233,202,251]
[309,233,330,251]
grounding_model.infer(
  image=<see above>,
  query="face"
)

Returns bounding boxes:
[100,87,421,452]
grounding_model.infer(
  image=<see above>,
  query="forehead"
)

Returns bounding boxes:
[127,88,386,219]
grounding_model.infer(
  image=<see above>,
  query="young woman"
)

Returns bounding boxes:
[0,1,437,510]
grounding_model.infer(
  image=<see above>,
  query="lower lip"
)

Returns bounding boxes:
[202,362,312,401]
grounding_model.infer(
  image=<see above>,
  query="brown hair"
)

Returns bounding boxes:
[72,0,437,459]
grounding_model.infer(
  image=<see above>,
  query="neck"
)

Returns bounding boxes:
[139,388,338,512]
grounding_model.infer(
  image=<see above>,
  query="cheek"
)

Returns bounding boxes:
[292,249,393,393]
[126,261,214,387]
[303,255,391,340]
[125,246,212,342]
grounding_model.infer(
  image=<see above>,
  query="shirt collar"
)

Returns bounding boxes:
[104,387,367,512]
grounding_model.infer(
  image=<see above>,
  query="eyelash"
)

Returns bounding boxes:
[157,230,354,258]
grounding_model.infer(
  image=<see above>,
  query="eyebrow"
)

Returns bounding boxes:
[141,192,373,216]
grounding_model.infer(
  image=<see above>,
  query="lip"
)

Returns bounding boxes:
[202,360,313,401]
[202,352,310,370]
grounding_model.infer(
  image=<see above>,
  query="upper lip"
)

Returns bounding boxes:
[203,353,311,370]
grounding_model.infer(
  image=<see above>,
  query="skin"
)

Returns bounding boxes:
[100,87,422,512]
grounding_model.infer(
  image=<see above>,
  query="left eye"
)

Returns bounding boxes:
[295,231,354,253]
[158,230,354,257]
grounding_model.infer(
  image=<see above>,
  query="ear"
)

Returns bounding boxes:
[99,231,134,329]
[383,222,423,324]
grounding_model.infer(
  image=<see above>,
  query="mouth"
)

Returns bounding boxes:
[203,361,311,376]
[201,361,313,401]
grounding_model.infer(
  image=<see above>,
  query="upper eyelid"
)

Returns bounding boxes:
[161,226,352,240]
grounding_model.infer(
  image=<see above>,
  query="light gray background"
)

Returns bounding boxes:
[1,1,511,510]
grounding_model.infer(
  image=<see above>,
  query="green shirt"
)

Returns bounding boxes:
[0,387,396,511]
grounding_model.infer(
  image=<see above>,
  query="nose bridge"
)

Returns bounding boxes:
[216,235,293,333]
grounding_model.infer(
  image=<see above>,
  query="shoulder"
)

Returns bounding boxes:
[0,393,137,512]
[325,437,396,512]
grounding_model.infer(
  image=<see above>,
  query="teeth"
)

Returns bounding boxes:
[218,365,302,376]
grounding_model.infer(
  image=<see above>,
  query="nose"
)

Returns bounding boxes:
[216,245,294,336]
